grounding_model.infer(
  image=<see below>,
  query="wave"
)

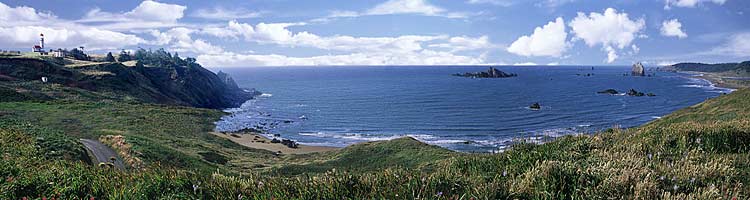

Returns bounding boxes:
[259,93,273,97]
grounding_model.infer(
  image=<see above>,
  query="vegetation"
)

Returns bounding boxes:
[669,61,750,73]
[1,52,748,198]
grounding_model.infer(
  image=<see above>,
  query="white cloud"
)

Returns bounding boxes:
[219,20,452,53]
[77,1,186,30]
[466,0,514,6]
[318,0,470,20]
[0,26,145,50]
[512,62,538,66]
[507,17,568,57]
[707,32,750,57]
[148,28,224,54]
[428,36,496,52]
[0,2,58,26]
[569,8,645,63]
[197,50,487,67]
[81,1,186,23]
[660,19,687,38]
[192,7,262,20]
[664,0,727,9]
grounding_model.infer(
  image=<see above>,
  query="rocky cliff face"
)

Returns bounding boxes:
[0,57,256,109]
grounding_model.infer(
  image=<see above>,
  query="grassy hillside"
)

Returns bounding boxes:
[1,83,749,199]
[1,53,748,198]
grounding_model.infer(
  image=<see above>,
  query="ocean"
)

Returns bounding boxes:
[213,66,733,152]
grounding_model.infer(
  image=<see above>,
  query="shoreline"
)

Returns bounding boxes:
[678,70,746,90]
[211,131,339,154]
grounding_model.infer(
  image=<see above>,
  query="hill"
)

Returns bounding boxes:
[0,50,257,109]
[660,61,750,89]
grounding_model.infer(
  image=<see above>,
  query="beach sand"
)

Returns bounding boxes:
[211,132,338,154]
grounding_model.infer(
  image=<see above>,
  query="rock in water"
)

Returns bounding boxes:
[597,89,619,94]
[529,102,541,110]
[632,62,645,76]
[453,67,517,78]
[627,89,645,96]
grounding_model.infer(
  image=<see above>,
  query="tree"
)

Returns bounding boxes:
[118,50,132,62]
[105,52,115,62]
[67,48,89,61]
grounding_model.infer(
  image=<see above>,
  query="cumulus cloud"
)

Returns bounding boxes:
[507,17,568,57]
[660,19,687,38]
[0,2,146,50]
[80,1,185,23]
[148,28,223,54]
[0,26,145,50]
[197,50,487,67]
[569,8,645,63]
[77,1,186,30]
[0,2,58,26]
[428,36,496,52]
[192,7,262,20]
[664,0,727,9]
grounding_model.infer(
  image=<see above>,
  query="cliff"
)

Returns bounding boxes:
[0,57,256,108]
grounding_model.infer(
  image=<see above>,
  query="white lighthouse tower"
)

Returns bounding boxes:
[32,33,45,53]
[39,33,44,49]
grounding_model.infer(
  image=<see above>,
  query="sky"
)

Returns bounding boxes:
[0,0,748,67]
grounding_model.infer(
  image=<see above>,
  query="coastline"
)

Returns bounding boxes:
[678,70,747,90]
[211,131,339,154]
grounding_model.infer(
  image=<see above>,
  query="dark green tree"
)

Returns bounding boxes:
[118,50,132,62]
[105,52,115,62]
[67,48,89,61]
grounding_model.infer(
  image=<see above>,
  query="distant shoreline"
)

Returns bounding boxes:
[677,70,742,91]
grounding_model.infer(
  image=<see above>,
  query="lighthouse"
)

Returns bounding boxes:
[39,33,44,49]
[32,33,45,52]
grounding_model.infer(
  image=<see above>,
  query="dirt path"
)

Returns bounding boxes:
[80,139,125,170]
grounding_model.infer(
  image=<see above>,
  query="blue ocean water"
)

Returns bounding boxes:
[214,66,733,152]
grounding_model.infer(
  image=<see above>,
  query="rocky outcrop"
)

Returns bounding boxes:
[631,62,645,76]
[627,89,645,96]
[597,89,619,94]
[529,102,541,110]
[453,67,517,78]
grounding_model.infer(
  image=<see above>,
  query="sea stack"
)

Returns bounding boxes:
[631,62,645,76]
[453,67,517,78]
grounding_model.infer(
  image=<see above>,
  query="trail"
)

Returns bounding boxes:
[80,139,125,170]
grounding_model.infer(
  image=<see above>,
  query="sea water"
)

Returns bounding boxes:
[213,66,732,152]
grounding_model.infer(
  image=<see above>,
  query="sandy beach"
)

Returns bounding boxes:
[211,132,338,154]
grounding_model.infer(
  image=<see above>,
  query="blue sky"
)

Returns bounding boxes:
[0,0,748,67]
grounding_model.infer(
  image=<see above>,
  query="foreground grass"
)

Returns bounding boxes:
[1,87,749,198]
